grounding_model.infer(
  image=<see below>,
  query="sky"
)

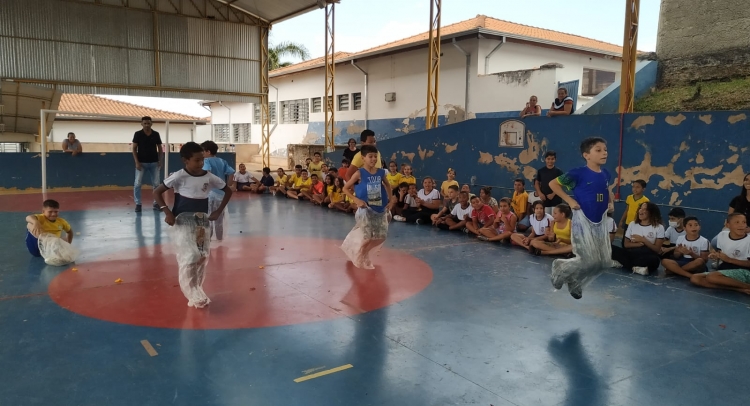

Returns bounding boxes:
[102,0,662,117]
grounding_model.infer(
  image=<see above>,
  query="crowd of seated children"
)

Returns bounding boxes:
[691,213,750,294]
[529,203,573,256]
[611,202,665,275]
[393,178,441,224]
[234,163,254,191]
[286,169,311,200]
[315,174,335,206]
[443,191,473,231]
[478,197,517,242]
[300,173,324,202]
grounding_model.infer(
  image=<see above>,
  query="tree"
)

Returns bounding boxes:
[269,41,311,71]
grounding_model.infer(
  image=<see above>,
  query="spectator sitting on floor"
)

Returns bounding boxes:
[287,169,311,200]
[432,185,459,227]
[661,207,686,257]
[272,168,289,195]
[619,179,649,236]
[386,161,402,189]
[478,197,517,243]
[547,87,574,117]
[320,174,336,206]
[479,187,499,213]
[443,191,473,231]
[529,203,573,257]
[465,195,495,236]
[440,168,459,199]
[62,132,83,155]
[520,95,542,118]
[393,184,421,222]
[401,165,417,185]
[461,184,476,199]
[612,202,665,275]
[339,159,350,179]
[661,216,709,278]
[234,163,254,191]
[389,182,410,218]
[250,167,275,194]
[401,177,441,224]
[691,213,750,294]
[328,167,338,179]
[330,177,349,211]
[511,201,552,251]
[511,178,530,231]
[300,173,324,202]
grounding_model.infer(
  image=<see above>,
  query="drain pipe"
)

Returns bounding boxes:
[351,60,368,128]
[484,37,506,75]
[269,84,279,135]
[451,38,471,115]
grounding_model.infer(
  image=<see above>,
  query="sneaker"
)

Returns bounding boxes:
[415,219,422,225]
[632,266,649,276]
[437,223,450,231]
[568,281,583,300]
[393,215,406,222]
[477,235,489,241]
[462,228,470,234]
[135,204,142,212]
[153,202,160,210]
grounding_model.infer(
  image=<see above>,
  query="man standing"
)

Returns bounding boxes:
[345,129,384,181]
[534,151,564,215]
[62,132,82,155]
[132,116,163,213]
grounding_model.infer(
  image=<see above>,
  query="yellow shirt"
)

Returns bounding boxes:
[308,161,323,178]
[401,175,416,185]
[294,177,312,192]
[625,195,650,224]
[35,214,71,237]
[553,219,572,244]
[386,172,402,188]
[277,174,289,186]
[351,151,382,169]
[326,185,334,195]
[330,190,344,203]
[511,191,529,216]
[440,180,459,196]
[288,173,299,186]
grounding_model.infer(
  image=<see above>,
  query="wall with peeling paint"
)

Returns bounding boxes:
[371,111,750,238]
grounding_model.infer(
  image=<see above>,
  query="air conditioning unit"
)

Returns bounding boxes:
[385,92,396,102]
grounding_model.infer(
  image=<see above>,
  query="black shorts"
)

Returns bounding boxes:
[237,182,251,190]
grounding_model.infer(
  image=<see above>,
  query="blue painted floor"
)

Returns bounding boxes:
[1,192,750,406]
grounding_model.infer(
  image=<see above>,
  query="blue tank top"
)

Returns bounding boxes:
[355,167,389,213]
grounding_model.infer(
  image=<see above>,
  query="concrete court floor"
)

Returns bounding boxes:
[0,190,749,406]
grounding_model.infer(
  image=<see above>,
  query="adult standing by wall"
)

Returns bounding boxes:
[132,116,163,213]
[62,132,83,155]
[534,151,564,214]
[547,88,574,117]
[342,138,360,163]
[345,130,382,181]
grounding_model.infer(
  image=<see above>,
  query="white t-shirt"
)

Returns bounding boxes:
[716,230,750,261]
[675,235,710,259]
[234,171,253,183]
[163,169,226,215]
[529,213,553,236]
[607,217,617,233]
[528,192,542,205]
[664,226,686,244]
[404,194,419,208]
[418,189,441,204]
[625,221,666,244]
[451,203,473,220]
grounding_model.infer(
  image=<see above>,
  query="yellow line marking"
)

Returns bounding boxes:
[293,364,352,383]
[141,340,158,357]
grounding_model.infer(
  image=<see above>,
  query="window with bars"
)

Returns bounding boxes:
[253,102,277,124]
[582,68,616,96]
[311,97,322,113]
[213,124,231,143]
[233,123,251,143]
[280,99,310,124]
[352,93,362,110]
[338,94,349,111]
[0,143,23,152]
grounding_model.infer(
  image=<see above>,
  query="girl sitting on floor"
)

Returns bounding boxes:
[478,197,517,242]
[510,201,553,251]
[611,202,665,275]
[401,177,441,224]
[386,161,402,189]
[328,176,345,209]
[401,164,417,185]
[530,203,573,256]
[317,174,335,206]
[479,187,499,213]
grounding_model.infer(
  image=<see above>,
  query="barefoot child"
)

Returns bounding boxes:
[548,137,616,299]
[341,145,392,269]
[691,213,750,294]
[154,142,232,308]
[201,141,234,241]
[25,199,78,265]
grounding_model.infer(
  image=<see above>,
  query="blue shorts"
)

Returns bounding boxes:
[26,232,41,257]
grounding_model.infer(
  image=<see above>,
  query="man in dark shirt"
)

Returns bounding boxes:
[534,151,564,214]
[132,116,163,213]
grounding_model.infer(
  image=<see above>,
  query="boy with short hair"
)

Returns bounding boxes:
[339,159,350,179]
[619,179,649,233]
[272,168,289,195]
[328,167,339,179]
[287,169,312,199]
[548,137,616,299]
[250,167,275,194]
[661,216,709,278]
[465,195,496,236]
[534,151,564,215]
[432,184,460,226]
[300,173,324,202]
[233,163,254,191]
[25,199,74,258]
[691,213,750,294]
[342,144,392,269]
[201,140,235,241]
[661,207,687,257]
[444,191,473,231]
[511,178,530,231]
[154,142,232,308]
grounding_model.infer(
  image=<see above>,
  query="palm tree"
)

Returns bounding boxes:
[269,41,311,70]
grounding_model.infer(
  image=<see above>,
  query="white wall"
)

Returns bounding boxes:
[51,121,201,145]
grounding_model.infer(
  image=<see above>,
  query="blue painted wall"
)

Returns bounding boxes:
[1,152,235,190]
[363,111,750,238]
[577,60,658,115]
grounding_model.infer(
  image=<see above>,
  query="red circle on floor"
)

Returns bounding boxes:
[48,237,433,330]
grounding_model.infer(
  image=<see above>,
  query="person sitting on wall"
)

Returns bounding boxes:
[547,87,575,117]
[345,130,382,181]
[520,96,542,118]
[62,132,83,155]
[343,138,360,163]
